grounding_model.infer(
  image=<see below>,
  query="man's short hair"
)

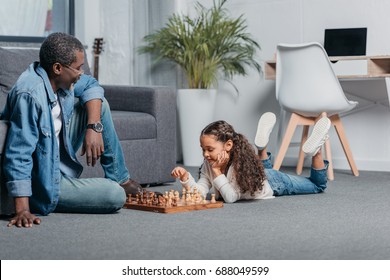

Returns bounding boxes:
[39,32,84,73]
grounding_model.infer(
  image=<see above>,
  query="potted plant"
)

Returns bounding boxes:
[139,0,261,166]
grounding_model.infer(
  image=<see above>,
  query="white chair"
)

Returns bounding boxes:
[273,42,359,180]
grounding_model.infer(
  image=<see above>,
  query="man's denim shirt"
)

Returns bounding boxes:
[1,62,104,215]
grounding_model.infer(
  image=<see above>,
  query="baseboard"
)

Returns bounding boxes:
[281,156,390,172]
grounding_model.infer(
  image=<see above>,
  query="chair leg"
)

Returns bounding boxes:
[297,125,309,175]
[330,114,359,176]
[274,112,358,179]
[273,113,300,170]
[324,137,334,181]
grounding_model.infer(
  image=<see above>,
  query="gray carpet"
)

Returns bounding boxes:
[1,167,390,260]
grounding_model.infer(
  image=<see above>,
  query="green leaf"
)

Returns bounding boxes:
[138,0,261,91]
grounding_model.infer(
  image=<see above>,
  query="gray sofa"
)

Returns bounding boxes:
[0,46,176,188]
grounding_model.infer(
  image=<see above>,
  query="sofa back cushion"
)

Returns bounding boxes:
[0,47,40,107]
[0,46,92,109]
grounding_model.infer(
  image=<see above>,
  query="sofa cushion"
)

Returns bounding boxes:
[0,47,40,93]
[0,47,92,108]
[111,111,156,140]
[0,47,41,106]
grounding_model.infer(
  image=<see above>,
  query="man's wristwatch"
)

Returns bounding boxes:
[87,121,104,133]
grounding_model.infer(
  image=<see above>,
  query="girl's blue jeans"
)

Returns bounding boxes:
[55,99,127,213]
[263,153,328,196]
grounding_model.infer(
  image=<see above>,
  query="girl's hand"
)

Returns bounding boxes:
[210,150,230,175]
[171,167,189,182]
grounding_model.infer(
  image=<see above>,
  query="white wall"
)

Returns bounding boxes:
[77,0,390,172]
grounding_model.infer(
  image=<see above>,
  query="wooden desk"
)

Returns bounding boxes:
[264,55,390,80]
[265,54,390,112]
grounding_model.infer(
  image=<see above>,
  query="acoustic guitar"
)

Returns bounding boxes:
[92,38,104,80]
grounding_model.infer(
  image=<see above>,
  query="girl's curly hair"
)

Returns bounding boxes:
[200,120,266,196]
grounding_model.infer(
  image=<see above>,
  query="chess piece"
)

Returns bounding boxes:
[185,192,191,203]
[195,192,202,204]
[158,195,165,206]
[172,196,178,207]
[174,190,180,200]
[167,191,174,207]
[135,193,141,204]
[211,194,216,203]
[181,189,186,201]
[191,192,196,203]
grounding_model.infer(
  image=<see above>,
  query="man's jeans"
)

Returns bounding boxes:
[263,153,328,196]
[55,99,127,213]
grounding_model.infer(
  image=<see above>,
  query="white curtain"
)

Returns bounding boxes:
[93,0,177,86]
[131,0,178,87]
[0,0,48,36]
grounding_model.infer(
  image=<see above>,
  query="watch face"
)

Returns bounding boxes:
[94,122,103,133]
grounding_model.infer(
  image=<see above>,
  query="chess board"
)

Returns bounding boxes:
[124,199,224,214]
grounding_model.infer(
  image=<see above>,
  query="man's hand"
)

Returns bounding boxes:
[81,129,104,166]
[8,197,41,228]
[7,210,41,228]
[82,99,103,166]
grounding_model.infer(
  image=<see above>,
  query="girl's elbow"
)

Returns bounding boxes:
[223,197,238,203]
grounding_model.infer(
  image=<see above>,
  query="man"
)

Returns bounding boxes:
[1,32,143,228]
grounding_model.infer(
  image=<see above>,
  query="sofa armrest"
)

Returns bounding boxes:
[102,85,173,118]
[102,85,177,184]
[102,83,176,148]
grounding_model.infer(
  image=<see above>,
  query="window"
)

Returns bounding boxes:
[0,0,74,43]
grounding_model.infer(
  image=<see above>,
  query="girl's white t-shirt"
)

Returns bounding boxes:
[180,161,274,203]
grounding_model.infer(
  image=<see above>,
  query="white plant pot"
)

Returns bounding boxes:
[177,89,217,166]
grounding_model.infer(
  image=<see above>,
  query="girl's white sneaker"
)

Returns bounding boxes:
[302,117,331,156]
[254,112,276,150]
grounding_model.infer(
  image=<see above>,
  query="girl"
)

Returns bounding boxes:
[171,112,330,203]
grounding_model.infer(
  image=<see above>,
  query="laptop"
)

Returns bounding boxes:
[324,27,367,56]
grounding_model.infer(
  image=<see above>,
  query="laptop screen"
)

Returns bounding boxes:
[324,28,367,56]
